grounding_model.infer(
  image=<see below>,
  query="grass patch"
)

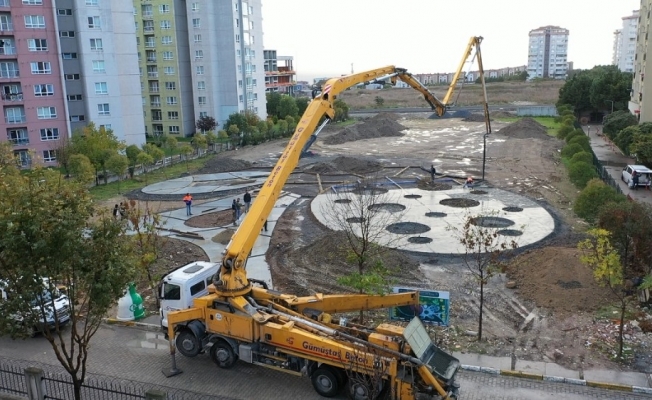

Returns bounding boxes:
[334,119,358,127]
[89,156,211,201]
[495,116,561,136]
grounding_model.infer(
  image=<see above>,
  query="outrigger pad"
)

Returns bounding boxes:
[162,367,183,378]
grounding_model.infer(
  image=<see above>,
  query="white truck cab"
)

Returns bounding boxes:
[622,165,652,187]
[159,261,219,329]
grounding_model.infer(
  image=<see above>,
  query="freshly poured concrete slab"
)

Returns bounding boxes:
[583,369,650,387]
[142,172,268,195]
[452,352,512,371]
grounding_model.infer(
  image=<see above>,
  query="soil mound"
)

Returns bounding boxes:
[198,157,252,174]
[323,113,406,145]
[331,156,383,175]
[304,162,338,174]
[496,117,550,140]
[492,111,515,118]
[212,228,236,245]
[462,113,489,122]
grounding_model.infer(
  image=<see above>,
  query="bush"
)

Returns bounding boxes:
[574,178,626,222]
[561,143,585,159]
[568,161,598,188]
[565,129,585,144]
[557,124,574,140]
[570,151,593,165]
[568,135,591,152]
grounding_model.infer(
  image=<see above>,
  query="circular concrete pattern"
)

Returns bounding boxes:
[470,190,488,194]
[440,198,480,208]
[404,194,422,199]
[346,217,364,223]
[334,199,352,204]
[425,212,447,218]
[368,203,406,213]
[386,222,431,234]
[408,237,433,244]
[471,217,515,228]
[503,206,524,212]
[497,229,523,236]
[353,187,388,196]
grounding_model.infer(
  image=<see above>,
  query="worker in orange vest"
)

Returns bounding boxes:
[183,193,193,216]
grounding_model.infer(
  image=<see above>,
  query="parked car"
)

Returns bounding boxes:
[621,165,652,187]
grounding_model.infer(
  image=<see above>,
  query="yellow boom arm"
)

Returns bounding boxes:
[215,66,446,297]
[442,36,484,107]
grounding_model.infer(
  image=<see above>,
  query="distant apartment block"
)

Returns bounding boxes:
[134,0,266,137]
[264,50,296,96]
[527,25,569,80]
[630,1,652,121]
[0,0,145,168]
[414,65,527,86]
[613,10,639,73]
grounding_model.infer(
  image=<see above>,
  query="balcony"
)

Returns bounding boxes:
[149,87,159,93]
[143,26,154,33]
[152,115,162,121]
[147,72,158,78]
[0,22,12,32]
[146,57,157,63]
[0,70,19,78]
[0,46,16,56]
[5,115,25,124]
[142,12,153,19]
[0,0,9,7]
[8,137,28,146]
[145,42,156,48]
[2,93,22,102]
[150,102,161,107]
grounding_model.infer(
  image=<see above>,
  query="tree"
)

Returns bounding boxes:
[136,151,154,175]
[333,99,349,122]
[573,179,625,222]
[266,92,282,118]
[278,120,288,137]
[225,112,249,134]
[205,131,218,152]
[570,151,593,165]
[630,132,652,166]
[321,182,405,323]
[447,210,519,340]
[0,142,18,174]
[192,132,208,156]
[67,154,95,185]
[71,123,123,185]
[561,143,585,159]
[105,154,129,193]
[125,144,142,178]
[53,135,74,176]
[568,161,598,188]
[296,97,309,116]
[257,120,269,139]
[196,115,217,133]
[278,95,299,119]
[0,168,136,400]
[227,125,240,147]
[568,135,591,152]
[558,66,632,114]
[178,144,193,170]
[603,110,637,139]
[217,129,229,151]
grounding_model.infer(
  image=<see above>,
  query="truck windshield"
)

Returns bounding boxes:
[163,283,181,300]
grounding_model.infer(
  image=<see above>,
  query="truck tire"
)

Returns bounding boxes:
[311,368,340,397]
[210,341,237,369]
[347,378,385,400]
[176,329,201,358]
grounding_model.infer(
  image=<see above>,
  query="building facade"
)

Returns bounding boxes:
[134,0,266,137]
[264,50,296,95]
[630,1,652,121]
[527,25,569,80]
[0,0,145,168]
[613,10,639,73]
[414,65,527,86]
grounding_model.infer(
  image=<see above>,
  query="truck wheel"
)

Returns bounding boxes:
[175,329,201,358]
[311,368,340,397]
[347,378,385,400]
[210,341,237,369]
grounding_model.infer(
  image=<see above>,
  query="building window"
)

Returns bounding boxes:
[62,52,77,59]
[198,96,206,105]
[195,50,203,59]
[165,82,176,90]
[57,9,72,15]
[59,31,75,37]
[160,20,171,29]
[95,82,108,94]
[168,111,178,119]
[23,0,43,4]
[24,15,45,28]
[97,103,110,115]
[90,38,103,50]
[169,126,179,133]
[40,128,59,141]
[37,106,56,119]
[194,34,201,43]
[66,94,82,101]
[42,150,56,162]
[192,18,200,28]
[27,39,47,51]
[238,80,242,87]
[85,0,98,5]
[99,124,111,130]
[92,60,105,73]
[237,65,242,73]
[65,73,80,80]
[253,93,258,100]
[88,16,100,28]
[235,34,240,43]
[236,18,239,27]
[34,84,54,96]
[159,4,170,13]
[196,66,204,75]
[164,66,175,75]
[239,95,243,103]
[163,51,173,60]
[252,79,257,87]
[161,36,172,45]
[70,115,85,122]
[8,129,28,145]
[30,61,51,74]
[199,112,207,118]
[197,81,205,90]
[166,96,177,105]
[191,2,199,11]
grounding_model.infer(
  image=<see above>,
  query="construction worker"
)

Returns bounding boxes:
[430,164,436,182]
[463,176,474,189]
[183,193,193,216]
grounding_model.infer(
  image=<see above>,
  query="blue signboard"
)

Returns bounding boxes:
[389,288,450,327]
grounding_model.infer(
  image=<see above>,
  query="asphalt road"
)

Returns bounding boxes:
[349,104,555,115]
[0,324,650,400]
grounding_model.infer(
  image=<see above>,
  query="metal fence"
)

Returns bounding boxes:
[0,357,230,400]
[592,151,624,195]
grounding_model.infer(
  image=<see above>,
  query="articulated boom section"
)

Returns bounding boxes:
[442,36,484,107]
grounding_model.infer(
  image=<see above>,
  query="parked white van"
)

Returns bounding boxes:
[159,261,219,330]
[621,165,652,188]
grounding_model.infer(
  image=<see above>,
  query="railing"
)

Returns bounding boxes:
[147,57,157,62]
[144,26,154,32]
[5,115,26,124]
[0,46,16,55]
[142,12,153,18]
[592,151,623,195]
[149,87,159,93]
[0,22,13,32]
[145,42,156,48]
[150,102,161,107]
[8,138,28,145]
[147,72,158,78]
[0,0,10,7]
[2,93,23,101]
[0,70,19,78]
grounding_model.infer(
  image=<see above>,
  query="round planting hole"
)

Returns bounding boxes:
[404,194,422,199]
[353,187,388,196]
[557,280,582,289]
[470,190,488,195]
[497,229,522,236]
[334,199,352,204]
[368,203,406,213]
[408,237,433,244]
[471,217,515,228]
[386,222,431,235]
[346,217,364,224]
[425,212,447,218]
[439,198,480,208]
[502,206,523,212]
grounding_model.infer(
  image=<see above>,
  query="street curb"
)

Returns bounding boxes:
[102,318,162,332]
[461,365,652,394]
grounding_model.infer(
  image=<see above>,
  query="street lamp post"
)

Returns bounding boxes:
[607,100,614,114]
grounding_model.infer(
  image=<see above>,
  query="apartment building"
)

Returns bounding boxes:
[264,50,296,96]
[613,10,639,73]
[0,0,145,168]
[414,65,527,86]
[134,0,266,137]
[527,25,569,80]
[630,1,652,122]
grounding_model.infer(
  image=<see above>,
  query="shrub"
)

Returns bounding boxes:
[570,151,593,165]
[557,124,574,140]
[561,143,585,159]
[568,161,598,188]
[565,129,585,144]
[574,178,626,222]
[568,135,591,152]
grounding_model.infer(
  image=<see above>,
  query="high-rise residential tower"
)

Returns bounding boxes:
[527,25,569,80]
[613,10,639,73]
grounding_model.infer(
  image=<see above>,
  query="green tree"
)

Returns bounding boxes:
[105,154,129,192]
[178,144,193,170]
[163,135,178,165]
[557,124,575,140]
[266,92,282,118]
[71,123,123,185]
[68,154,95,185]
[257,120,269,139]
[217,129,229,151]
[568,161,598,188]
[333,99,349,122]
[565,129,585,144]
[573,179,625,222]
[196,115,217,133]
[278,120,288,136]
[296,97,309,116]
[125,144,142,178]
[570,151,593,165]
[613,125,640,155]
[136,151,154,174]
[630,132,652,166]
[603,110,637,139]
[568,135,591,152]
[53,135,74,176]
[0,168,136,400]
[278,95,299,119]
[192,133,208,156]
[225,112,249,134]
[558,66,632,113]
[557,73,593,112]
[227,124,240,147]
[561,143,585,159]
[205,131,218,152]
[244,110,261,129]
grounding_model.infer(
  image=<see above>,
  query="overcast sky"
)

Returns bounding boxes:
[262,0,640,82]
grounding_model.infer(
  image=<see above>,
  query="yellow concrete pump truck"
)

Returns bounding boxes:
[163,37,489,400]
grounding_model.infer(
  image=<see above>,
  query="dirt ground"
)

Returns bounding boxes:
[116,113,652,373]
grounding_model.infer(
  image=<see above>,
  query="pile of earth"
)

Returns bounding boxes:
[323,113,406,145]
[492,110,516,118]
[495,117,550,140]
[462,113,490,122]
[304,162,339,174]
[198,157,252,174]
[185,208,234,228]
[331,156,383,175]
